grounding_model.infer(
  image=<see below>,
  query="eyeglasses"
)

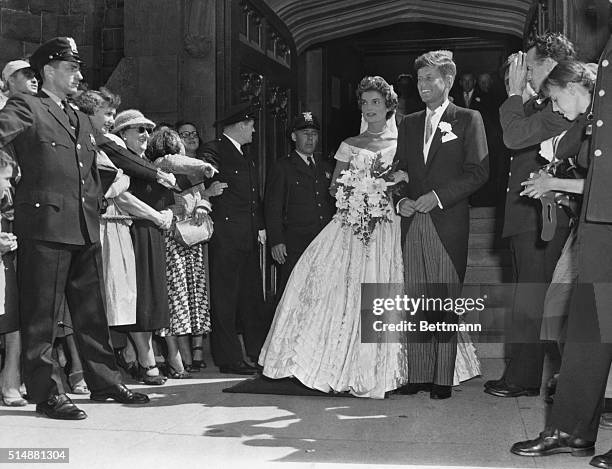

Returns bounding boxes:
[179,131,198,138]
[129,126,151,134]
[18,69,37,80]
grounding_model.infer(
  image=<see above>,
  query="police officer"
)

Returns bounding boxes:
[265,112,335,296]
[0,37,149,420]
[200,104,267,375]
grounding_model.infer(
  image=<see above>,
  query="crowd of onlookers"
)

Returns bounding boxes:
[0,57,223,405]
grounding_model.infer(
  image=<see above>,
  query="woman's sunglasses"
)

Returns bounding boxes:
[129,126,151,134]
[179,131,198,138]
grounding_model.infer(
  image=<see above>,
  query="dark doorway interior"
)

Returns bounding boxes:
[311,22,522,156]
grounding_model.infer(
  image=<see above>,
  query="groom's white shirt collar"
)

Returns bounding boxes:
[423,98,450,161]
[418,98,450,210]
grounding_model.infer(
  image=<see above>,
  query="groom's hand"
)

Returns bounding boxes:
[414,191,438,213]
[398,198,416,217]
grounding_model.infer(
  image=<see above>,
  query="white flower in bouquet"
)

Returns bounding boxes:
[333,151,399,245]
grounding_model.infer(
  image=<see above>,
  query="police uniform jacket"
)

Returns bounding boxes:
[264,150,335,247]
[582,35,612,224]
[500,96,571,238]
[0,91,102,245]
[200,135,264,250]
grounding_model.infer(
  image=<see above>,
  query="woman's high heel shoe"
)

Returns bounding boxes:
[67,371,89,394]
[2,392,28,407]
[137,364,166,385]
[191,346,207,371]
[115,350,138,379]
[165,363,192,379]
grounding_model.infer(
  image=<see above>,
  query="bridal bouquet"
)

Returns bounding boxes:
[335,151,405,245]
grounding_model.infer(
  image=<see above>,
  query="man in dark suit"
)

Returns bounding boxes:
[511,34,612,469]
[265,112,335,297]
[395,50,488,399]
[0,37,148,420]
[201,105,268,375]
[453,72,481,110]
[484,33,575,399]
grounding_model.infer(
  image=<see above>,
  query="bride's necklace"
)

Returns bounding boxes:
[365,128,385,136]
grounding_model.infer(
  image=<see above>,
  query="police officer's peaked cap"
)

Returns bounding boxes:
[291,111,320,132]
[214,103,257,128]
[30,37,83,73]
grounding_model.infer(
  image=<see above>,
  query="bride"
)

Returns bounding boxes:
[258,76,409,398]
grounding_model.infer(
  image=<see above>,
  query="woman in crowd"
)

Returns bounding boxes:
[519,60,595,345]
[111,110,175,385]
[259,76,409,398]
[74,90,175,370]
[167,121,213,371]
[149,126,217,377]
[0,150,24,406]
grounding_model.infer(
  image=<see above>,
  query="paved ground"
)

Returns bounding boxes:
[1,355,610,469]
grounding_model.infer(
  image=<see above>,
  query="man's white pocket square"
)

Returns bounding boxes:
[441,132,457,143]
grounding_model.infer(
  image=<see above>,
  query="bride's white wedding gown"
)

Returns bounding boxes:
[258,141,480,398]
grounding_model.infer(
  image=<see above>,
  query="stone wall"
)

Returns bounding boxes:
[101,0,124,83]
[106,0,217,141]
[0,0,107,87]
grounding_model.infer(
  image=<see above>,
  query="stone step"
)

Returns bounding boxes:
[462,284,514,308]
[468,232,510,249]
[469,206,499,219]
[467,248,512,267]
[468,232,495,248]
[464,266,513,284]
[469,217,498,234]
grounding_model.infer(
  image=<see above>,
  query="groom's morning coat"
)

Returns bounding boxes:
[395,102,488,280]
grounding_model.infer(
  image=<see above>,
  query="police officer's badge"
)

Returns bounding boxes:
[325,171,331,179]
[67,37,78,54]
[302,112,313,122]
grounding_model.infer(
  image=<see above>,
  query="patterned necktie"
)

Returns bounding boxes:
[425,112,433,142]
[464,92,471,107]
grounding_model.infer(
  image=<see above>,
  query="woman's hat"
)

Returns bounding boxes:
[1,60,32,83]
[111,109,155,135]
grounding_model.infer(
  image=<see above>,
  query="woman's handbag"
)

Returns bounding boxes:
[174,214,214,247]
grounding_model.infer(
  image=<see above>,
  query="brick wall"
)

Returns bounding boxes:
[0,0,107,87]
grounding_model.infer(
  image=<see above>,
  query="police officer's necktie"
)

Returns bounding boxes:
[307,156,315,173]
[61,100,78,130]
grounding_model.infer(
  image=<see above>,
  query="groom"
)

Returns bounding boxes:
[394,50,488,399]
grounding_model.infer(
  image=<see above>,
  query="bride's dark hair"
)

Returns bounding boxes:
[356,76,398,120]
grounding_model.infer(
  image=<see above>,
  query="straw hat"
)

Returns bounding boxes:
[111,109,155,135]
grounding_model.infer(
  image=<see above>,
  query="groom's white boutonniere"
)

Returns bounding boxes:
[439,121,457,143]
